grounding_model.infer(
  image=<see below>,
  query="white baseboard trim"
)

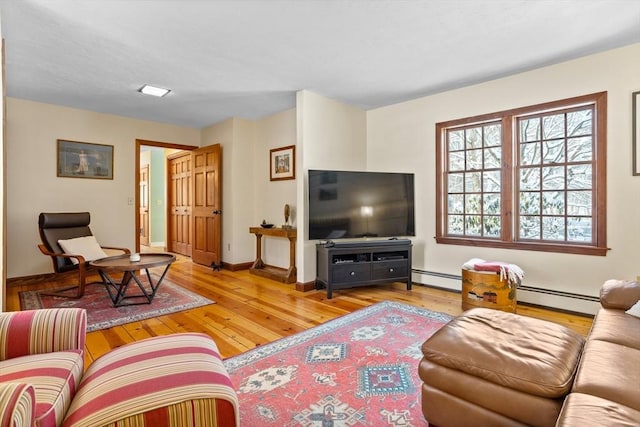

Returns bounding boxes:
[412,269,599,316]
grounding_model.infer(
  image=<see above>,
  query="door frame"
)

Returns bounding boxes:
[134,139,198,253]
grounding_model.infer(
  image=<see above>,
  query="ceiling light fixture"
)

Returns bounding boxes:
[138,84,171,97]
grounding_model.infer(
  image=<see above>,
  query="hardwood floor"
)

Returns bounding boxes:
[6,254,594,365]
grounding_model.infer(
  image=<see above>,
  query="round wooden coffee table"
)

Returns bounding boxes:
[90,253,176,307]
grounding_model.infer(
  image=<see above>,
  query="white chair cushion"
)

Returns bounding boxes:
[58,235,108,264]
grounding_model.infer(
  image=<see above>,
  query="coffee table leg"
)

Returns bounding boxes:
[119,264,173,306]
[140,264,172,300]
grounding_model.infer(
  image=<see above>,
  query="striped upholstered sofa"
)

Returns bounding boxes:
[0,308,239,427]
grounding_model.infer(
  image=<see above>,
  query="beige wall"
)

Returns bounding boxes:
[254,109,297,268]
[200,111,298,269]
[367,42,640,313]
[6,99,200,278]
[296,90,367,282]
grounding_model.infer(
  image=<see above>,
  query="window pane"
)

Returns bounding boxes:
[520,167,540,191]
[542,166,564,190]
[449,151,465,171]
[542,191,565,215]
[449,130,464,151]
[567,136,592,162]
[567,164,592,190]
[465,215,481,235]
[448,215,464,235]
[465,172,481,192]
[466,127,482,149]
[567,191,592,215]
[543,217,565,240]
[466,149,482,170]
[520,118,540,142]
[484,147,501,168]
[520,142,541,165]
[448,194,464,214]
[448,173,464,192]
[567,110,592,137]
[520,216,541,239]
[484,216,501,237]
[465,194,481,214]
[484,124,501,147]
[483,170,501,192]
[483,193,500,215]
[543,139,565,164]
[568,217,592,242]
[520,192,540,214]
[543,114,565,139]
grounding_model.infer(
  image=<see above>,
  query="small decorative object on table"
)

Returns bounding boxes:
[260,219,274,228]
[282,204,292,229]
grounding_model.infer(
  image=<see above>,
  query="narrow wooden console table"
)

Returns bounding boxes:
[249,227,297,283]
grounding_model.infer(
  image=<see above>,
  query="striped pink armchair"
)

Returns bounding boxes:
[0,308,239,427]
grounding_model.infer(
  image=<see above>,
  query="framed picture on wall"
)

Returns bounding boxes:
[270,145,295,181]
[57,139,114,179]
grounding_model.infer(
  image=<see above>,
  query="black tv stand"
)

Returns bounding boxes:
[315,239,412,299]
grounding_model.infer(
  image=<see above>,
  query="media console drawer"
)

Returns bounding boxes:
[372,261,408,280]
[332,263,371,283]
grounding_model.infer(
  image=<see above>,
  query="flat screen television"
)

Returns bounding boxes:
[308,169,415,240]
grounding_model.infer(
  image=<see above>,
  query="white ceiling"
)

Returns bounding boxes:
[1,0,639,129]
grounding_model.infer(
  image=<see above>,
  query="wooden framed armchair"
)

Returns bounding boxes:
[38,212,130,298]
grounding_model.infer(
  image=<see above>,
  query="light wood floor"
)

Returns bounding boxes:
[6,254,593,366]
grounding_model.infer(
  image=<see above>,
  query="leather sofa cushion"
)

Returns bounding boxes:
[572,340,640,412]
[421,308,584,398]
[0,350,84,427]
[587,308,640,349]
[557,393,640,426]
[419,358,563,426]
[599,279,640,310]
[421,383,531,427]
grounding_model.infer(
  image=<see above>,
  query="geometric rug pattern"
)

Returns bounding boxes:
[19,276,214,332]
[224,301,453,426]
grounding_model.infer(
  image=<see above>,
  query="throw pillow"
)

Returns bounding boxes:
[58,235,108,265]
[625,299,640,318]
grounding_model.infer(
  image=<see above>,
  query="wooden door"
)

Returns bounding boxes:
[168,152,192,256]
[192,144,222,268]
[139,165,150,246]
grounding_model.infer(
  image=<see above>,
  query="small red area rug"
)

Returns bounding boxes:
[224,301,453,426]
[19,276,214,332]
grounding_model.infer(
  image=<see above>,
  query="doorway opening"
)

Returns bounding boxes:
[135,139,198,255]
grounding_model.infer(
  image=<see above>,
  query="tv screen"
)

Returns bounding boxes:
[308,169,415,240]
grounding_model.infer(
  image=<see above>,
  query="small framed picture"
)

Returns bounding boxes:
[57,139,114,179]
[270,145,295,181]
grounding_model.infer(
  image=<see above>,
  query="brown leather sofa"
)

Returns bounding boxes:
[556,279,640,425]
[419,279,640,427]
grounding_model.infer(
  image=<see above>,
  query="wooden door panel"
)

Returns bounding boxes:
[168,152,192,256]
[191,144,222,267]
[139,165,150,246]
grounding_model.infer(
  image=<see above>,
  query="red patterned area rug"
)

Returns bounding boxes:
[19,276,214,332]
[224,301,453,426]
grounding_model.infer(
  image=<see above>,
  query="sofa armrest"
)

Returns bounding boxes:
[0,308,86,361]
[0,383,35,427]
[63,333,239,427]
[600,279,640,310]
